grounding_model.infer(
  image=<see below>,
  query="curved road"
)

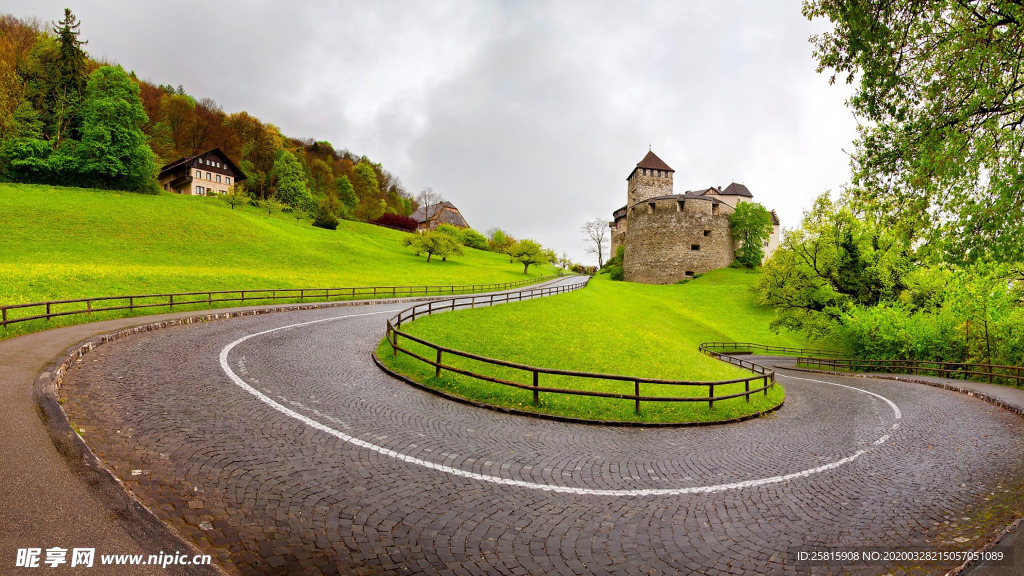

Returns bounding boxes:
[59,279,1024,575]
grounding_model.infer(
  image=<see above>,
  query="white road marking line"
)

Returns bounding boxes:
[219,313,901,496]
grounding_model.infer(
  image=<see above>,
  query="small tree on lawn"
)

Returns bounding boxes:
[223,186,247,209]
[510,239,547,274]
[730,201,773,268]
[258,198,284,218]
[402,230,464,263]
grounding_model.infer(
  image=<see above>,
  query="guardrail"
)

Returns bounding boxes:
[384,281,778,414]
[0,275,561,329]
[797,356,1024,388]
[700,342,844,358]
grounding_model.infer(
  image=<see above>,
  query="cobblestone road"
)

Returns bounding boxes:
[60,283,1024,575]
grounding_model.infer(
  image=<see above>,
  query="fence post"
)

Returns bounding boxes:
[392,329,398,358]
[46,302,51,320]
[708,383,714,410]
[129,296,134,311]
[764,376,769,395]
[300,289,305,303]
[208,292,212,306]
[2,308,6,326]
[169,294,174,310]
[241,291,245,304]
[435,349,442,378]
[87,300,92,316]
[745,379,750,403]
[634,381,640,414]
[533,371,539,406]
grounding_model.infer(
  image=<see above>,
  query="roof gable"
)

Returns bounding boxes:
[627,150,674,180]
[158,147,247,182]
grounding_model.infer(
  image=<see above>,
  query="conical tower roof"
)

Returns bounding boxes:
[627,150,674,180]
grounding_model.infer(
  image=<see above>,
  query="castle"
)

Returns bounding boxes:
[609,150,780,284]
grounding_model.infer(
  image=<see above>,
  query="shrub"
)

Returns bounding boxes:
[373,213,418,232]
[313,208,339,230]
[458,228,488,250]
[609,266,624,281]
[435,223,461,237]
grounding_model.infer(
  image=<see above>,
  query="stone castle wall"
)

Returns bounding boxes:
[622,197,735,284]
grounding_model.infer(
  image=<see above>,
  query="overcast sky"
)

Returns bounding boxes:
[16,1,857,264]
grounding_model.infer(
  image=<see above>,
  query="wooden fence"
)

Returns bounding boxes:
[797,356,1024,388]
[385,281,778,413]
[0,275,561,328]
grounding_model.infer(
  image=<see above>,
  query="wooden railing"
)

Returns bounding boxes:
[797,356,1024,388]
[384,281,778,414]
[700,342,843,358]
[0,275,561,328]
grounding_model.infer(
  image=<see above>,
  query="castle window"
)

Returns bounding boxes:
[685,271,694,277]
[691,244,700,251]
[703,230,710,236]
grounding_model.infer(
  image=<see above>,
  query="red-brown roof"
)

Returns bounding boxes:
[720,182,753,197]
[636,150,673,172]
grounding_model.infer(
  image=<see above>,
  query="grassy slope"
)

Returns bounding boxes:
[0,184,555,333]
[380,268,826,423]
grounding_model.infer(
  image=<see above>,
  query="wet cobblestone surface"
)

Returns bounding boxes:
[60,296,1024,575]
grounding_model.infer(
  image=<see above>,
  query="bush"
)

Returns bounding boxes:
[457,228,488,250]
[609,265,624,281]
[313,208,339,230]
[373,213,418,232]
[435,223,461,237]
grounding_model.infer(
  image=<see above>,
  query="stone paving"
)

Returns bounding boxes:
[58,287,1024,575]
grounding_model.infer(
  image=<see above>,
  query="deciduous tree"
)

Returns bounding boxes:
[804,0,1024,262]
[580,219,609,268]
[509,239,547,274]
[729,201,773,268]
[402,231,464,263]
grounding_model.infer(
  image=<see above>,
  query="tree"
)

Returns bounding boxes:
[804,0,1024,262]
[402,230,464,263]
[415,187,444,222]
[756,195,913,338]
[729,202,773,268]
[223,186,247,209]
[335,175,357,218]
[580,219,610,268]
[258,198,284,218]
[557,251,574,273]
[352,159,383,221]
[74,65,156,191]
[509,239,547,274]
[271,149,312,209]
[458,228,488,250]
[312,203,339,230]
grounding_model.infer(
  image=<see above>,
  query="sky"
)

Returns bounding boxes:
[15,1,858,264]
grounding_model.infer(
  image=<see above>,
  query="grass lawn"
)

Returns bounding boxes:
[0,184,555,338]
[378,268,830,424]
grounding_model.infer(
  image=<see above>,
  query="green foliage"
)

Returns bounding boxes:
[804,0,1024,262]
[74,66,156,191]
[352,159,382,221]
[609,266,624,281]
[222,187,246,210]
[270,149,312,209]
[312,205,339,230]
[600,244,625,281]
[434,223,461,237]
[335,175,357,218]
[257,198,284,218]
[729,202,773,268]
[757,195,913,339]
[487,228,514,254]
[509,239,547,274]
[457,228,488,250]
[402,230,465,263]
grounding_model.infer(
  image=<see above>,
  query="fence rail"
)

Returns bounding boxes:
[797,356,1024,388]
[385,282,777,414]
[700,342,844,358]
[0,275,561,329]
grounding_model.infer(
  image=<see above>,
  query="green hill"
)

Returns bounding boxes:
[0,184,555,334]
[379,269,830,423]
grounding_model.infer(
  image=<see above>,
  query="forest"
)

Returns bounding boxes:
[0,10,414,222]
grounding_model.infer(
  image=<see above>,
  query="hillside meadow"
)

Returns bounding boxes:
[379,268,831,423]
[0,184,555,337]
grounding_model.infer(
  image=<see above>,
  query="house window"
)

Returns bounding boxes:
[225,177,231,185]
[195,170,201,178]
[216,175,222,183]
[197,185,205,195]
[691,244,700,251]
[206,172,211,180]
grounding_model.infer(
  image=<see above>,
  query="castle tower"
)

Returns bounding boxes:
[626,150,674,206]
